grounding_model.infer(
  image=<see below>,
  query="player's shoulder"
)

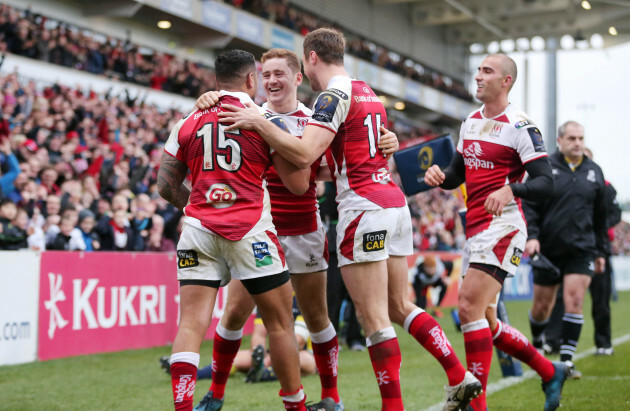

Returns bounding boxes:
[327,75,353,97]
[503,105,539,129]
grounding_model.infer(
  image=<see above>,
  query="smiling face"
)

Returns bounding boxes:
[474,55,513,103]
[261,57,302,112]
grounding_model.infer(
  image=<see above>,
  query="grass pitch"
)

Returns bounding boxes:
[1,291,629,410]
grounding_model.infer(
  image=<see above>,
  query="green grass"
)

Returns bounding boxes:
[1,291,629,410]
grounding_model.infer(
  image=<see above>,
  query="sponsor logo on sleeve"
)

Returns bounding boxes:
[312,93,340,123]
[515,119,532,129]
[253,242,273,267]
[510,247,523,266]
[327,88,348,100]
[527,127,546,152]
[363,230,387,252]
[178,250,200,268]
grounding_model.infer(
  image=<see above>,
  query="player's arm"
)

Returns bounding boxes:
[508,157,555,201]
[424,152,465,189]
[486,155,554,217]
[218,103,334,168]
[272,154,310,195]
[195,91,221,110]
[157,152,190,210]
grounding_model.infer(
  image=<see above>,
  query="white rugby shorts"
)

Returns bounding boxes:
[461,220,525,277]
[279,217,328,274]
[336,206,413,267]
[176,223,287,284]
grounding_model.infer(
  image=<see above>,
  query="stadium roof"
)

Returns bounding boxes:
[374,0,630,47]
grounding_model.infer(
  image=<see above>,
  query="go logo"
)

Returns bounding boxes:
[206,183,237,208]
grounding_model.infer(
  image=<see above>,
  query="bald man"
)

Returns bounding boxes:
[424,54,568,411]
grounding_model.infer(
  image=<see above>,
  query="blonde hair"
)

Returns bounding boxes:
[261,48,301,75]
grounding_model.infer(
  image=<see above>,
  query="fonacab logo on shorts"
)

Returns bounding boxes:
[363,231,386,252]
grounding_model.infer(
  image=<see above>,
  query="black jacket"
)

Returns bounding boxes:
[523,151,609,259]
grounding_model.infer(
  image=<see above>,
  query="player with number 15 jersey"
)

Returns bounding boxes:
[165,91,276,242]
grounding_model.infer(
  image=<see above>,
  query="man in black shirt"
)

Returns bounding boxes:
[524,121,609,379]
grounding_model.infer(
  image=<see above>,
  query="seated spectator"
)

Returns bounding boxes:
[146,213,174,252]
[100,208,135,251]
[48,214,74,250]
[74,209,100,251]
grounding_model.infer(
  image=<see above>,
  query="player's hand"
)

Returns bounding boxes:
[217,102,263,131]
[484,185,513,217]
[378,126,399,159]
[525,239,540,256]
[594,257,606,274]
[423,164,445,187]
[195,91,221,110]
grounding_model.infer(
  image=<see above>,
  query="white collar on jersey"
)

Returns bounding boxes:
[478,102,512,119]
[326,75,352,89]
[261,101,309,116]
[219,90,256,106]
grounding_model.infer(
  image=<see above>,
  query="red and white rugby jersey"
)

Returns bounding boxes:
[457,103,547,238]
[261,102,321,236]
[164,91,273,241]
[307,76,406,213]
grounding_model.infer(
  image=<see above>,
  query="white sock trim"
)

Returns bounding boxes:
[403,307,425,332]
[461,319,489,333]
[492,320,503,340]
[281,387,305,403]
[311,323,336,344]
[216,324,243,340]
[366,326,397,347]
[170,351,200,367]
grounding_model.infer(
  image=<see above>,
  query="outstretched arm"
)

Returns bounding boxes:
[218,103,334,168]
[157,152,190,210]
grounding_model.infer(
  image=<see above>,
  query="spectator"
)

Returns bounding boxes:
[75,209,100,251]
[48,214,74,250]
[146,213,174,252]
[0,199,27,249]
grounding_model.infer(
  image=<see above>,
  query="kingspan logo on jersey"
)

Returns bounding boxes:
[206,183,236,208]
[463,142,495,170]
[372,168,392,184]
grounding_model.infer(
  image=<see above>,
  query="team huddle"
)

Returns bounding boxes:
[157,28,571,411]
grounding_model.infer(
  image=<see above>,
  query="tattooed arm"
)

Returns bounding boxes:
[157,152,190,210]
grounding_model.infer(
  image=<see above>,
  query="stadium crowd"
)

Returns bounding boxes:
[223,0,473,101]
[0,2,471,103]
[0,3,216,97]
[0,60,472,254]
[0,3,626,256]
